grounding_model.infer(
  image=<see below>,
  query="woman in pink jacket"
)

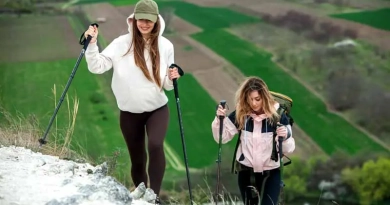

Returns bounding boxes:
[212,76,295,205]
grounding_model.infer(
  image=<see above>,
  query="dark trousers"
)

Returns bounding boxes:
[237,165,281,205]
[119,104,169,195]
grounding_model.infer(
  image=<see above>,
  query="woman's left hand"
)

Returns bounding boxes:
[169,67,181,80]
[276,124,287,139]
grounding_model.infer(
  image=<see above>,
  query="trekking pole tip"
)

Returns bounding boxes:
[38,138,47,146]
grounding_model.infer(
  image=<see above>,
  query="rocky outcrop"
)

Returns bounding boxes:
[0,146,156,205]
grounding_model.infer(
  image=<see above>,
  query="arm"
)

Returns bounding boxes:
[278,113,295,154]
[211,112,239,144]
[163,44,174,91]
[85,39,117,74]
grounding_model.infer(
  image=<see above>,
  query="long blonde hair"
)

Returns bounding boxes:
[235,76,279,130]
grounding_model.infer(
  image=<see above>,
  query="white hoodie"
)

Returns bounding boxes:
[85,14,174,113]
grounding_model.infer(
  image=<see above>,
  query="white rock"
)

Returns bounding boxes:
[0,146,156,205]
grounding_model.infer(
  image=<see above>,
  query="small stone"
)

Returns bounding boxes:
[87,169,93,174]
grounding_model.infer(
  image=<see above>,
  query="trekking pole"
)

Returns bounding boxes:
[38,23,99,147]
[169,64,194,205]
[215,100,226,205]
[277,125,285,205]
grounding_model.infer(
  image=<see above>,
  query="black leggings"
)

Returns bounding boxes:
[238,165,281,205]
[119,104,169,195]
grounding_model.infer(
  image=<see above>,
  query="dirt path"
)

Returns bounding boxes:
[79,3,130,42]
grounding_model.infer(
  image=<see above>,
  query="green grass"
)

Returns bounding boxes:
[330,8,390,31]
[158,1,259,30]
[0,59,126,160]
[192,29,389,156]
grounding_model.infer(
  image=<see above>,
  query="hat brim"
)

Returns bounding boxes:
[134,13,158,23]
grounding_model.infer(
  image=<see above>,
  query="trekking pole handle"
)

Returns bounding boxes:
[276,124,284,159]
[219,100,226,120]
[79,23,99,50]
[83,35,93,50]
[169,64,185,81]
[169,64,184,98]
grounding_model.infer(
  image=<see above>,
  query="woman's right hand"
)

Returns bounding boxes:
[216,105,227,118]
[84,25,98,44]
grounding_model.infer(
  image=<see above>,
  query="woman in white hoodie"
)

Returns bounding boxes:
[212,76,295,205]
[84,0,180,203]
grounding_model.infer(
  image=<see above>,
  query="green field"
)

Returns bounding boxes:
[74,0,139,6]
[0,59,126,159]
[330,8,390,31]
[192,29,389,155]
[158,1,259,29]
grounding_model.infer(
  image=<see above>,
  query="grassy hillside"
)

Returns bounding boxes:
[158,1,259,29]
[330,8,390,31]
[0,59,126,159]
[192,29,389,155]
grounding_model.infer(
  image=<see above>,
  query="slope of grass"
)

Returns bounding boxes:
[330,8,390,31]
[158,1,259,30]
[0,59,126,159]
[192,29,389,155]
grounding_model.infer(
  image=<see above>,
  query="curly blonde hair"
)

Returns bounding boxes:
[234,76,279,130]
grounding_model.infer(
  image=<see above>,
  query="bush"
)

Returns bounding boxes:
[326,67,362,111]
[342,157,390,205]
[307,151,387,203]
[355,83,390,140]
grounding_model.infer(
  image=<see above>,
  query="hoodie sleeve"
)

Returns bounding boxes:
[85,38,119,74]
[211,111,239,144]
[163,43,174,91]
[278,113,295,154]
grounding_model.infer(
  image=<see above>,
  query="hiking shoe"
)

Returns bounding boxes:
[129,182,147,200]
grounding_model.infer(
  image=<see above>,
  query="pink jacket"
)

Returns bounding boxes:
[211,103,295,173]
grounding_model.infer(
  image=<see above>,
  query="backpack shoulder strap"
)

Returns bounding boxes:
[231,130,242,174]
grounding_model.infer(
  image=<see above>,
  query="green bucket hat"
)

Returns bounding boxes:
[134,0,159,23]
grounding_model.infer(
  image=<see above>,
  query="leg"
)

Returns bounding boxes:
[238,169,258,205]
[120,110,148,187]
[255,169,281,205]
[145,104,169,195]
